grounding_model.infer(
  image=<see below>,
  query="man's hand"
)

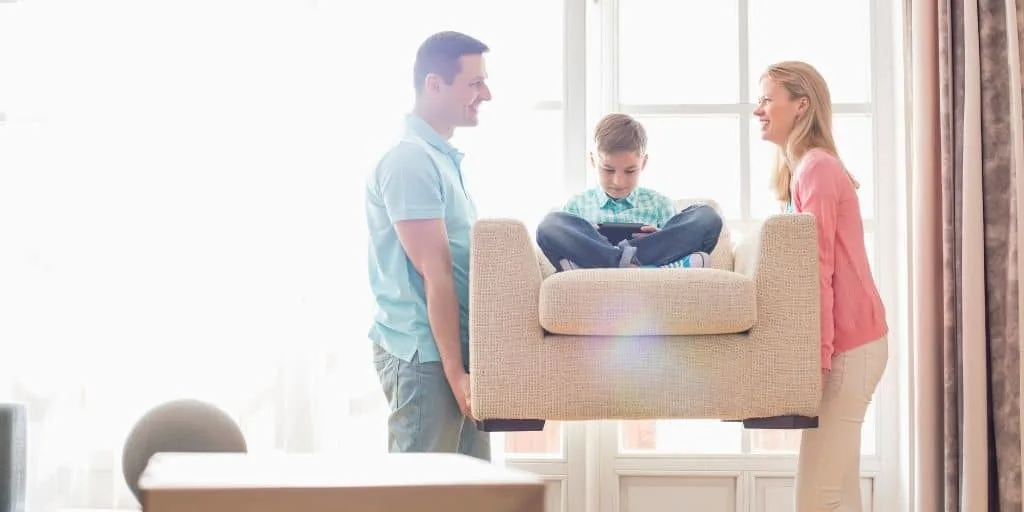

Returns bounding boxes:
[447,370,474,418]
[631,225,659,239]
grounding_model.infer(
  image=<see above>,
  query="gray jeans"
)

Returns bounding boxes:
[372,343,491,461]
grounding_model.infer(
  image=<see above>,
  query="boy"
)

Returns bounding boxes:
[536,113,723,271]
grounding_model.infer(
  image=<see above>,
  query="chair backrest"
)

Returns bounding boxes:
[673,198,734,270]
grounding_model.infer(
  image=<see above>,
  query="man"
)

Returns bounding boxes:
[364,31,492,460]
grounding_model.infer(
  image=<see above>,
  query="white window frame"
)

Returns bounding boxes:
[572,0,902,510]
[501,1,910,510]
[497,5,590,512]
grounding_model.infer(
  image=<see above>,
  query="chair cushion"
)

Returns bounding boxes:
[538,268,757,336]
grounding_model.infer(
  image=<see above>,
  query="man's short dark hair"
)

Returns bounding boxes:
[413,31,489,95]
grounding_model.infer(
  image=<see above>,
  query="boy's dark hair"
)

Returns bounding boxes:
[413,31,490,95]
[593,113,648,156]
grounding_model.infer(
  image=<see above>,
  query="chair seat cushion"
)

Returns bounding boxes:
[538,268,757,336]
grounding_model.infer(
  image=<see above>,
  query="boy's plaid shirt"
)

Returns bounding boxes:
[562,187,689,268]
[563,187,677,227]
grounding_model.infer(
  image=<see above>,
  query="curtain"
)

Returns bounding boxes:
[910,0,1024,510]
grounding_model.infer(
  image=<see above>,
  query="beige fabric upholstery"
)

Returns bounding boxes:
[469,198,821,421]
[675,198,734,270]
[538,268,756,336]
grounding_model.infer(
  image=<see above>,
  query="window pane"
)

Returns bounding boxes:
[355,0,562,106]
[748,0,872,103]
[618,1,740,104]
[748,114,874,220]
[502,421,564,459]
[465,2,563,104]
[340,0,564,163]
[587,116,741,218]
[750,429,801,454]
[457,108,564,232]
[747,125,782,217]
[620,420,742,454]
[837,115,876,220]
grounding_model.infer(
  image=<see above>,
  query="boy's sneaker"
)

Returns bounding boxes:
[639,252,712,269]
[559,258,580,271]
[681,252,710,268]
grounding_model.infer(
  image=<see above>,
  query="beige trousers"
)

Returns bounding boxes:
[795,337,888,511]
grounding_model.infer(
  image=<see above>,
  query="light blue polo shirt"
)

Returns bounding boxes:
[364,113,477,363]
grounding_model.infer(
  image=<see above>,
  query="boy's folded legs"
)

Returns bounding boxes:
[536,211,636,270]
[626,204,723,267]
[536,211,715,271]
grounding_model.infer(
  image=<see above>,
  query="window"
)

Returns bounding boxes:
[746,0,873,104]
[607,0,882,459]
[458,106,566,233]
[3,1,898,508]
[627,116,743,218]
[445,0,567,235]
[617,2,740,105]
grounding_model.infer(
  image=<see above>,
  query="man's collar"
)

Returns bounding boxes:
[404,113,461,157]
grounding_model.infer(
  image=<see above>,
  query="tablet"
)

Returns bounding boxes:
[597,222,645,245]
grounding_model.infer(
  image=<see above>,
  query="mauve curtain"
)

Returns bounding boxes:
[910,0,1024,511]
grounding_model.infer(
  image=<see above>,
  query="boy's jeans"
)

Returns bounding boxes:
[535,203,723,270]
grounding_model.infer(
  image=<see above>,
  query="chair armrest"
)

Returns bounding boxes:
[735,214,820,382]
[469,219,545,419]
[735,213,819,327]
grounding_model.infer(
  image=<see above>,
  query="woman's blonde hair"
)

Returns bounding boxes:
[762,61,859,205]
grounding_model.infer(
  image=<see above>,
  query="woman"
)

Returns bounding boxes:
[753,60,889,511]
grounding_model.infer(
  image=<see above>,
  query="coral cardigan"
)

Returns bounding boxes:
[791,148,888,371]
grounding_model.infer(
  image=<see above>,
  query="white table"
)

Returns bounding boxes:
[139,452,546,512]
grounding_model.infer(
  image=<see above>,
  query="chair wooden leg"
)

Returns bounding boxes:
[474,419,547,432]
[724,415,819,429]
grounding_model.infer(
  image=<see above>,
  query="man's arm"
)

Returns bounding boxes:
[377,145,465,379]
[393,220,464,378]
